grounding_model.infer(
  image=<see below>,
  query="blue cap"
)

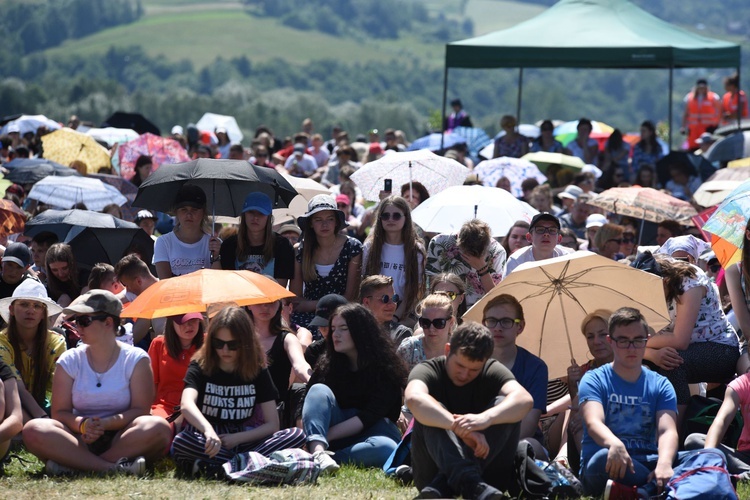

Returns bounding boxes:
[242,192,272,215]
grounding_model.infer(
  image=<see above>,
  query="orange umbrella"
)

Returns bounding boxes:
[121,269,294,319]
[0,199,26,236]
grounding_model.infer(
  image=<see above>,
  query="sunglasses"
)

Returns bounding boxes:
[435,290,459,301]
[73,314,110,327]
[483,317,520,329]
[709,263,721,273]
[418,317,451,329]
[622,236,635,244]
[366,294,400,304]
[211,338,240,351]
[381,212,403,221]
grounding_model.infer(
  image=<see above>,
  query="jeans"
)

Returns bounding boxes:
[302,383,401,468]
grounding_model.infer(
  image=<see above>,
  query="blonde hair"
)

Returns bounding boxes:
[580,309,611,335]
[416,293,454,318]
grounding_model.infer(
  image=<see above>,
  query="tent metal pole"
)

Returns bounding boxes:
[668,67,674,150]
[517,68,524,125]
[441,65,449,150]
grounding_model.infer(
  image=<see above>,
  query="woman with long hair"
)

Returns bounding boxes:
[397,294,456,371]
[218,192,295,287]
[0,280,65,421]
[530,120,564,153]
[362,195,425,325]
[501,220,530,257]
[428,273,467,321]
[290,195,363,328]
[171,307,305,478]
[45,243,81,307]
[302,304,407,473]
[724,219,750,374]
[601,129,631,180]
[148,312,205,424]
[130,155,153,187]
[631,120,663,177]
[153,184,221,279]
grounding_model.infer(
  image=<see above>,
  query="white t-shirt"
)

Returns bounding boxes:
[363,241,424,300]
[503,245,574,276]
[57,342,148,417]
[153,231,211,276]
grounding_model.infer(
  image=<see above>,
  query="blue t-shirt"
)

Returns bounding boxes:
[578,364,677,467]
[511,346,548,412]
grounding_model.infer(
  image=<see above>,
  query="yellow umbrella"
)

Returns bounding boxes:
[41,127,111,174]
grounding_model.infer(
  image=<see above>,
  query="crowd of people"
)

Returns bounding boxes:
[0,95,749,499]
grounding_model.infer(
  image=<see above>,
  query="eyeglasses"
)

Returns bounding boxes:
[366,294,400,304]
[533,227,558,235]
[418,317,451,329]
[609,336,648,349]
[435,290,459,301]
[482,317,520,329]
[212,338,240,351]
[73,315,110,327]
[381,212,403,221]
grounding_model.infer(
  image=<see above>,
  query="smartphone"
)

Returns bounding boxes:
[384,179,392,192]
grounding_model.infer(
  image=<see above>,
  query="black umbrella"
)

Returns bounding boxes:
[67,227,154,271]
[655,151,716,186]
[133,158,299,216]
[101,111,161,136]
[0,114,22,127]
[4,158,80,184]
[25,209,137,241]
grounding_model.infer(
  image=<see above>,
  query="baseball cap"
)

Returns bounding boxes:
[242,192,272,216]
[173,184,207,210]
[308,294,348,328]
[63,290,123,317]
[134,210,158,224]
[293,144,305,155]
[529,212,561,231]
[171,312,204,325]
[335,194,351,206]
[171,125,184,136]
[585,213,608,229]
[2,243,31,268]
[557,185,583,201]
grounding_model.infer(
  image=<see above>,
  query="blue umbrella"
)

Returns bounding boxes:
[407,132,466,152]
[4,158,80,184]
[451,127,492,161]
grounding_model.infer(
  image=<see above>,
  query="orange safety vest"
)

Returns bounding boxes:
[721,90,749,126]
[686,91,720,148]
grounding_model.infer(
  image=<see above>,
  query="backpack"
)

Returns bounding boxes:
[665,449,737,500]
[514,440,553,499]
[223,448,320,486]
[683,395,743,449]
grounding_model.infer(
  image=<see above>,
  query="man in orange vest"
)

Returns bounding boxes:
[721,73,749,127]
[681,78,721,152]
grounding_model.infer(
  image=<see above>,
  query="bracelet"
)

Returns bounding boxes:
[79,417,89,434]
[210,256,220,264]
[476,263,489,273]
[478,268,492,277]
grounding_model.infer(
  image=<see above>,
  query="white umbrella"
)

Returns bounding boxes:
[473,157,547,198]
[27,176,127,212]
[195,112,243,144]
[272,196,309,226]
[84,127,139,146]
[411,184,538,237]
[350,149,469,202]
[278,171,329,201]
[1,114,61,135]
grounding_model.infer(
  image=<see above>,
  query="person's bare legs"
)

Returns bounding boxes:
[99,416,172,462]
[23,419,118,472]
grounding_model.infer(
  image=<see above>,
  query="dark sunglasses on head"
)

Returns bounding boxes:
[212,338,240,351]
[366,294,400,304]
[381,212,403,221]
[73,314,110,327]
[418,317,451,329]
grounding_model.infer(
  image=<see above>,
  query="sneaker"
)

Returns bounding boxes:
[312,450,340,475]
[604,479,639,500]
[115,456,146,477]
[419,473,451,499]
[191,458,229,480]
[45,460,76,476]
[394,464,413,485]
[462,481,505,500]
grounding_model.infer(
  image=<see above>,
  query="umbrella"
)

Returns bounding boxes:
[451,127,493,160]
[67,227,154,271]
[0,199,26,236]
[84,127,139,147]
[656,151,716,186]
[87,173,139,202]
[703,179,750,267]
[473,157,547,198]
[407,132,466,152]
[271,196,309,226]
[350,149,469,202]
[588,186,698,224]
[692,205,718,243]
[729,158,750,168]
[195,113,244,144]
[522,151,585,172]
[3,158,79,185]
[411,184,538,237]
[40,127,111,173]
[553,119,614,137]
[495,123,541,140]
[714,119,750,137]
[693,180,744,207]
[463,251,670,379]
[25,209,138,240]
[121,269,294,319]
[704,132,750,163]
[0,114,61,136]
[278,171,329,201]
[102,111,160,136]
[26,176,127,212]
[133,158,298,217]
[116,133,191,180]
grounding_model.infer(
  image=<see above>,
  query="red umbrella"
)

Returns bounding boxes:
[117,133,190,180]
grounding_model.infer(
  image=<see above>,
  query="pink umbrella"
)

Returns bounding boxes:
[117,133,190,180]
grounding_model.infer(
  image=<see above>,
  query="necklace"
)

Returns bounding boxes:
[87,344,120,388]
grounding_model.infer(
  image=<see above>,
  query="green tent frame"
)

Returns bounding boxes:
[442,0,741,146]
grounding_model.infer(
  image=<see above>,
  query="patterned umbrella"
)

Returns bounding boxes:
[553,119,614,146]
[451,127,493,161]
[41,127,111,173]
[350,149,469,202]
[588,186,698,224]
[27,176,127,212]
[473,157,547,198]
[703,179,750,267]
[0,199,26,236]
[116,133,191,180]
[407,132,466,152]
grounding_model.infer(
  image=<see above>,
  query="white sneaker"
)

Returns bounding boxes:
[45,460,76,476]
[115,456,146,476]
[312,450,340,475]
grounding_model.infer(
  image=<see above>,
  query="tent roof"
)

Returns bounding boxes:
[446,0,740,69]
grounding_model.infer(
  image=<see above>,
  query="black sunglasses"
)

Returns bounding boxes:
[709,264,721,273]
[212,338,240,351]
[419,317,451,329]
[73,314,110,327]
[366,294,400,304]
[381,212,403,221]
[622,236,635,243]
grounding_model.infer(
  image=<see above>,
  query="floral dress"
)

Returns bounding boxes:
[292,236,363,327]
